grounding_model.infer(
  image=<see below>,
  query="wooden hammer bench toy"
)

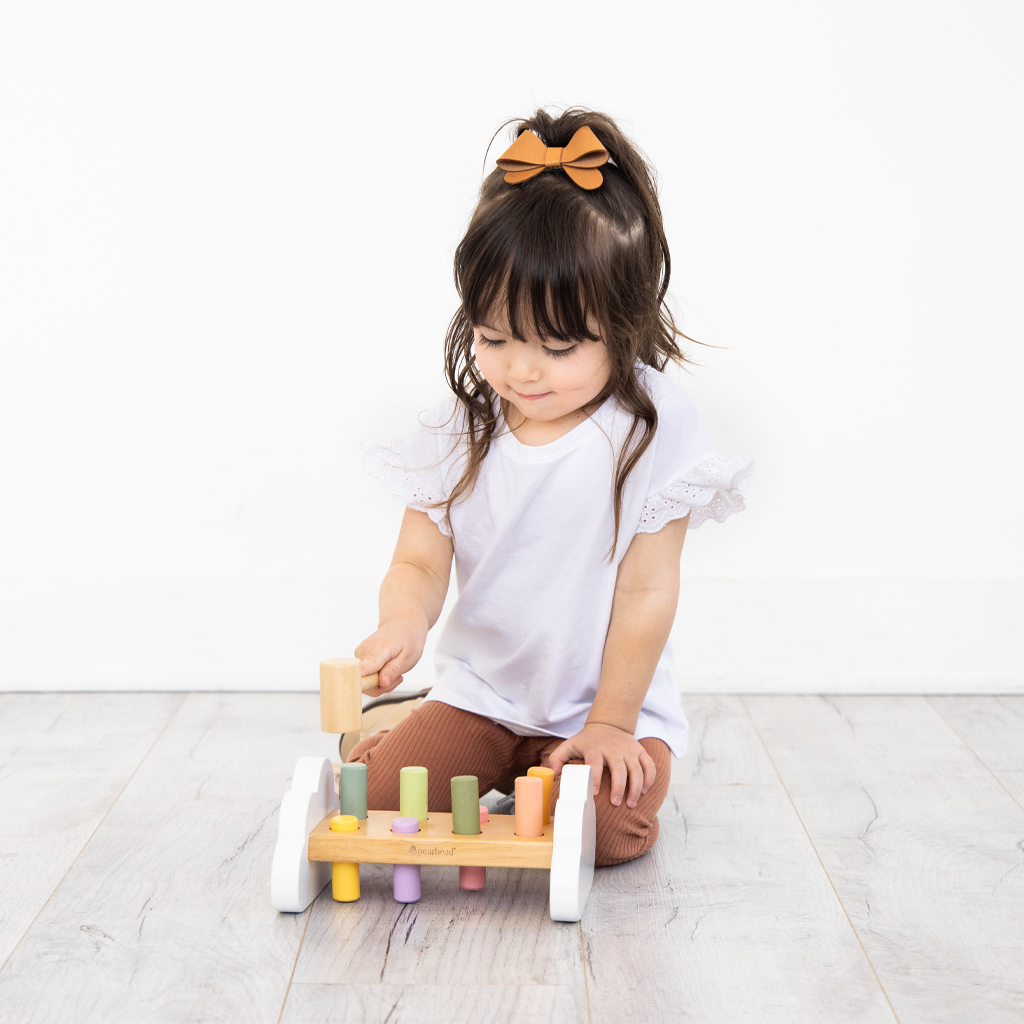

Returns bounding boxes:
[270,658,597,922]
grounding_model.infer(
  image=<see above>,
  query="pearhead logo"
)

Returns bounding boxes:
[407,844,455,857]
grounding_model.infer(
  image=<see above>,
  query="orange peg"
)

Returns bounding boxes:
[527,766,554,825]
[514,776,544,837]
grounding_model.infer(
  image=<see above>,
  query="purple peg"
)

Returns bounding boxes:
[391,815,422,903]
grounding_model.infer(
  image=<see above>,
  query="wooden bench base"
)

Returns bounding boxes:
[271,757,595,921]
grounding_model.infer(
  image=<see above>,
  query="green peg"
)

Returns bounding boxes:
[339,762,368,819]
[400,766,428,822]
[450,775,481,835]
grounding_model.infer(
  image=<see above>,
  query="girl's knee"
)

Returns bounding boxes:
[586,737,672,867]
[595,807,661,866]
[346,729,390,763]
[344,701,522,812]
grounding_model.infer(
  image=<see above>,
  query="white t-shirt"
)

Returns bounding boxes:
[364,364,752,757]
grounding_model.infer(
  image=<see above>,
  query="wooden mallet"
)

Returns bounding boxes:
[319,657,381,734]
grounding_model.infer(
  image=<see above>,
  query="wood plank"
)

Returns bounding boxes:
[673,694,778,784]
[582,778,894,1023]
[0,692,183,969]
[281,983,587,1024]
[0,799,303,1022]
[929,696,1024,807]
[308,810,553,868]
[0,693,331,1022]
[292,864,586,990]
[119,691,335,800]
[746,695,1024,1023]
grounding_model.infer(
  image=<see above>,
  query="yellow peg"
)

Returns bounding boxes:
[330,814,360,902]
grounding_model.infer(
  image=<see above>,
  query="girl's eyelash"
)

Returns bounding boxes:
[477,335,578,359]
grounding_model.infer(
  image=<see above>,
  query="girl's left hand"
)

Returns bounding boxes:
[546,723,657,809]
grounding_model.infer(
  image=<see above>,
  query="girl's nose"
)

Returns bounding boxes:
[510,344,541,381]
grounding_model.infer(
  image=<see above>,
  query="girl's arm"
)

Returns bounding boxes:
[547,514,689,807]
[355,508,454,696]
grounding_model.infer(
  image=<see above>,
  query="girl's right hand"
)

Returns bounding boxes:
[354,621,427,698]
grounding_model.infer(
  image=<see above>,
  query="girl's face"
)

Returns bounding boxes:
[472,316,611,430]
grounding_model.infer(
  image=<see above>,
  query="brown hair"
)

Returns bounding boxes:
[440,107,692,553]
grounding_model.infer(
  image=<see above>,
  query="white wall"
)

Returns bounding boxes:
[2,1,1021,692]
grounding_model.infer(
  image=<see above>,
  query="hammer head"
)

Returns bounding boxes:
[319,657,379,733]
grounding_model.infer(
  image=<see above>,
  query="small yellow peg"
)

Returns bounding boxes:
[330,814,360,902]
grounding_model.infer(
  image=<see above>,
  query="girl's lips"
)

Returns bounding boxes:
[515,390,551,401]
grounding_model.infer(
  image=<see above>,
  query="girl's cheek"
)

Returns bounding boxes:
[473,350,501,391]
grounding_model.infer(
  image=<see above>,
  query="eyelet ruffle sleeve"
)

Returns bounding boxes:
[363,399,462,538]
[637,454,754,532]
[363,440,452,536]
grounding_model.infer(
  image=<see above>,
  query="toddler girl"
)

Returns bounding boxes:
[350,108,752,866]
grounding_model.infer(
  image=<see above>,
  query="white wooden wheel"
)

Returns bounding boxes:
[548,763,596,922]
[271,756,339,912]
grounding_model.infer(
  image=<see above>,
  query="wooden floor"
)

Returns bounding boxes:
[0,694,1022,1023]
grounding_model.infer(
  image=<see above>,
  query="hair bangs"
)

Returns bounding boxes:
[459,192,606,344]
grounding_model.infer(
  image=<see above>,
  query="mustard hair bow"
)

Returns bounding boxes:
[496,125,609,190]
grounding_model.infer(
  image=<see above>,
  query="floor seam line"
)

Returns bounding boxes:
[924,696,1024,814]
[277,900,313,1024]
[739,695,902,1024]
[579,921,592,1024]
[0,691,188,977]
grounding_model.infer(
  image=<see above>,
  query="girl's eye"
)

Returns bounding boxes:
[476,333,577,358]
[544,345,578,359]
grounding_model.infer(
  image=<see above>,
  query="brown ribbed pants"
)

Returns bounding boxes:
[346,700,672,867]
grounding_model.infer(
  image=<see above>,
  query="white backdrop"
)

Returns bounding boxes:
[2,1,1021,692]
